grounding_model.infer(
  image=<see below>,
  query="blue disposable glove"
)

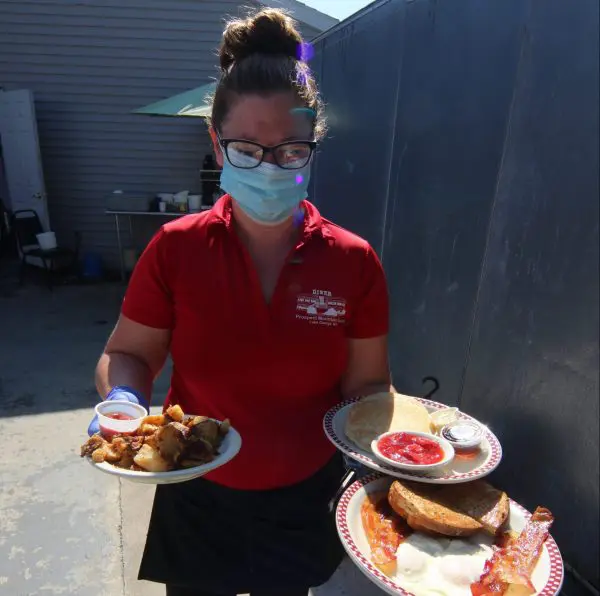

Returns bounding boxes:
[87,385,150,437]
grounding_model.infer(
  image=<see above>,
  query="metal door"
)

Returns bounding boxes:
[0,89,49,228]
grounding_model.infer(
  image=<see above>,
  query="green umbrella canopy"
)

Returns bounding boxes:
[134,81,216,117]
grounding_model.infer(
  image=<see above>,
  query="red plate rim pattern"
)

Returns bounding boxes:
[323,397,503,482]
[336,473,564,596]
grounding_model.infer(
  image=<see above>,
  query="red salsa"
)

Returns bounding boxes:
[99,411,137,438]
[104,412,135,421]
[377,432,445,465]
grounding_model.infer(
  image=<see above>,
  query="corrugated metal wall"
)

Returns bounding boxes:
[0,0,321,267]
[311,0,599,589]
[460,0,599,590]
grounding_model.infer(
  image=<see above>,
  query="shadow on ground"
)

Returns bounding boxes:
[0,265,172,419]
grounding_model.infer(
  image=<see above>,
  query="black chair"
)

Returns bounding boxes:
[11,209,80,289]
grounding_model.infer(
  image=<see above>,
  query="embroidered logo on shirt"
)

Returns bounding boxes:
[296,289,346,327]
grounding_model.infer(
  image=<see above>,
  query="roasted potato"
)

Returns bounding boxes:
[141,414,166,427]
[165,404,185,423]
[91,449,107,463]
[157,422,190,462]
[133,444,172,472]
[91,443,121,464]
[80,434,106,457]
[139,423,159,436]
[189,417,220,445]
[219,419,231,436]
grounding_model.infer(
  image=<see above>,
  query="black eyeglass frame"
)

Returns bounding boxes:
[218,138,317,170]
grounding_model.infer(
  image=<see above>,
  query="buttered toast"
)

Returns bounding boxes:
[388,480,509,537]
[388,481,483,536]
[439,480,510,535]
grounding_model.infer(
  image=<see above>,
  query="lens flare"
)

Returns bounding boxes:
[296,64,309,87]
[295,174,304,185]
[292,206,305,226]
[297,42,315,62]
[291,107,316,118]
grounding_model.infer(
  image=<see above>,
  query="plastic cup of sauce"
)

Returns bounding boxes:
[95,400,147,439]
[441,420,483,458]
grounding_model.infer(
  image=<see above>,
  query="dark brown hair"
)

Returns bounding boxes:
[210,8,326,139]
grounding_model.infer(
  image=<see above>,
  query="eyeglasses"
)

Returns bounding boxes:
[219,138,317,170]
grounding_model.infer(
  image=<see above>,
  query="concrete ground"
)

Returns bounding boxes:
[0,270,589,596]
[0,273,383,596]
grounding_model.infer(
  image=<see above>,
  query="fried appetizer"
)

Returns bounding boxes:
[80,404,231,472]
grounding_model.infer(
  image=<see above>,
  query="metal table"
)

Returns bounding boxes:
[106,208,211,281]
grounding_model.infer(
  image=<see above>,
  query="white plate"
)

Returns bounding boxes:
[323,397,502,484]
[336,474,564,596]
[87,425,242,484]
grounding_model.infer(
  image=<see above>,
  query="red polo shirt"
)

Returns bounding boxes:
[121,195,389,490]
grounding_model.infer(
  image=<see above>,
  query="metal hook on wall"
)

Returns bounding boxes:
[422,376,440,399]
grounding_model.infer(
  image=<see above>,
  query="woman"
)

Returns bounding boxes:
[91,8,392,596]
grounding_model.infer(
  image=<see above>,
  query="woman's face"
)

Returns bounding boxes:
[211,92,314,167]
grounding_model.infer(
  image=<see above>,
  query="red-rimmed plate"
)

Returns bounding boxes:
[336,473,564,596]
[323,397,502,484]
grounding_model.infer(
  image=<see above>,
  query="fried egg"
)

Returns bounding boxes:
[395,533,494,596]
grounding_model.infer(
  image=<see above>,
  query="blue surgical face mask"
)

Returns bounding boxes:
[219,150,311,226]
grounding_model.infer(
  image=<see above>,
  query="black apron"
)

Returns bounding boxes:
[139,453,346,594]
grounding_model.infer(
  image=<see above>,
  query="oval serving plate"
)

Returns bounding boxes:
[336,473,564,596]
[323,397,502,484]
[87,424,242,485]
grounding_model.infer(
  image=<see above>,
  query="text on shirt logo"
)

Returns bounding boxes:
[296,289,346,327]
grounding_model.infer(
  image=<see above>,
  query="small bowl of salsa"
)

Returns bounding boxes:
[371,431,455,472]
[95,400,147,439]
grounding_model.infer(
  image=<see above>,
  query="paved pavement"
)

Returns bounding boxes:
[0,278,383,596]
[0,275,589,596]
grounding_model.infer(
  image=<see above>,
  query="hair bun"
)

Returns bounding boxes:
[219,8,303,71]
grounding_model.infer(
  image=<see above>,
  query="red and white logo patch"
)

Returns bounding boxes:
[296,289,346,327]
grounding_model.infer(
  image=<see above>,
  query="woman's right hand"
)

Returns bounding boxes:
[87,386,150,436]
[92,314,171,437]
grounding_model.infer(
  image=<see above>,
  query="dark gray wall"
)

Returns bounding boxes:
[310,2,403,255]
[312,0,599,587]
[460,0,599,585]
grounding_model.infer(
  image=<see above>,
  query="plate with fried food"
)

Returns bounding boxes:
[323,394,502,484]
[336,473,564,596]
[80,404,242,484]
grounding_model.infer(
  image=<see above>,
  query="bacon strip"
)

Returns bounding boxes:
[361,491,412,576]
[471,506,554,596]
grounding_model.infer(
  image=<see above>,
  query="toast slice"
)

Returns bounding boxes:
[442,480,510,535]
[388,480,510,538]
[388,480,483,537]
